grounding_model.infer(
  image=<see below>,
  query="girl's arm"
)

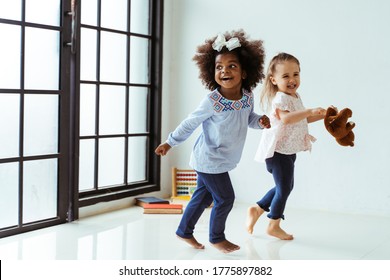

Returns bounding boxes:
[161,96,213,152]
[248,110,271,129]
[276,107,326,124]
[155,142,171,156]
[307,113,326,123]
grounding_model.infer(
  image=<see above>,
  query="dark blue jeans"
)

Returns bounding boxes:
[176,171,235,244]
[257,152,296,220]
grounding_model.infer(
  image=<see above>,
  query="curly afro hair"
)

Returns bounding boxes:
[193,29,265,92]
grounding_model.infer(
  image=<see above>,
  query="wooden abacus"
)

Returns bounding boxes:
[171,167,197,200]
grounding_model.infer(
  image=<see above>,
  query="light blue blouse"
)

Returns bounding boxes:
[167,89,264,174]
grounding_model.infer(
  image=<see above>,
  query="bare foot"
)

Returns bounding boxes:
[267,219,293,240]
[176,235,205,249]
[246,204,264,234]
[211,240,240,253]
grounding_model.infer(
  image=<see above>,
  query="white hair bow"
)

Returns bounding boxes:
[212,33,241,52]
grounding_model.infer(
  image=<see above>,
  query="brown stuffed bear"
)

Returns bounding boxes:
[324,106,355,147]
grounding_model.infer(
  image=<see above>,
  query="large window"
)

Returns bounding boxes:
[77,0,163,208]
[0,0,163,238]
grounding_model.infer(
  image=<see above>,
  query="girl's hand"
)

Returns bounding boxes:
[306,107,327,123]
[259,115,271,129]
[311,107,327,117]
[155,143,171,156]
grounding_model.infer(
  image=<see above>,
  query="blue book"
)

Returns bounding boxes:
[135,196,170,207]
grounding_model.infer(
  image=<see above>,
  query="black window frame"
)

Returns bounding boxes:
[0,0,72,238]
[72,0,164,213]
[0,0,163,237]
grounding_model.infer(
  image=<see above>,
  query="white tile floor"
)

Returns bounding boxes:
[1,202,390,260]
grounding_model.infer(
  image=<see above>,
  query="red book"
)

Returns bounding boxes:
[142,203,183,214]
[143,203,183,209]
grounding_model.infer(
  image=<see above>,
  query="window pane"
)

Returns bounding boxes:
[24,94,58,156]
[80,84,96,136]
[80,28,97,81]
[25,28,59,90]
[79,139,95,191]
[130,36,150,84]
[101,0,128,31]
[128,87,148,133]
[23,159,57,223]
[98,138,124,187]
[99,85,126,135]
[25,0,60,26]
[0,0,21,20]
[128,136,147,183]
[130,0,150,35]
[0,24,21,89]
[0,94,19,159]
[81,0,97,26]
[100,31,127,83]
[0,163,19,228]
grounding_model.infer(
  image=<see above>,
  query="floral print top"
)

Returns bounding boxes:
[255,91,316,162]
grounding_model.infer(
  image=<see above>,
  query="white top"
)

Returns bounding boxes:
[255,91,316,162]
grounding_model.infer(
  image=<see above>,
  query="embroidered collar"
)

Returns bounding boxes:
[210,89,252,112]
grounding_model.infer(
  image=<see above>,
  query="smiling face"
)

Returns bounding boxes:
[214,52,246,99]
[270,60,300,97]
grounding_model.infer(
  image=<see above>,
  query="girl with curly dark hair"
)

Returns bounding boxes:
[155,30,270,253]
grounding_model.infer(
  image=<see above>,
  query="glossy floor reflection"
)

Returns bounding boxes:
[0,202,390,260]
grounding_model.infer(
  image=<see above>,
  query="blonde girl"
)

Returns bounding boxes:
[246,53,326,240]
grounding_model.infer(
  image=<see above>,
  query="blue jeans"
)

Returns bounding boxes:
[257,152,296,220]
[176,171,235,244]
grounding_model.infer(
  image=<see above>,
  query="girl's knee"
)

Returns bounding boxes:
[219,195,235,205]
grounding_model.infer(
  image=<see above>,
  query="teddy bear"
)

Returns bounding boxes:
[324,106,355,147]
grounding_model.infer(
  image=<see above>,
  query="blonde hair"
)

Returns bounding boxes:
[260,52,300,112]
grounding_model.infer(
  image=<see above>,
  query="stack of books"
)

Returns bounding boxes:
[135,196,183,214]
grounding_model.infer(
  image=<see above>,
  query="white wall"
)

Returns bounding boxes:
[160,0,390,217]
